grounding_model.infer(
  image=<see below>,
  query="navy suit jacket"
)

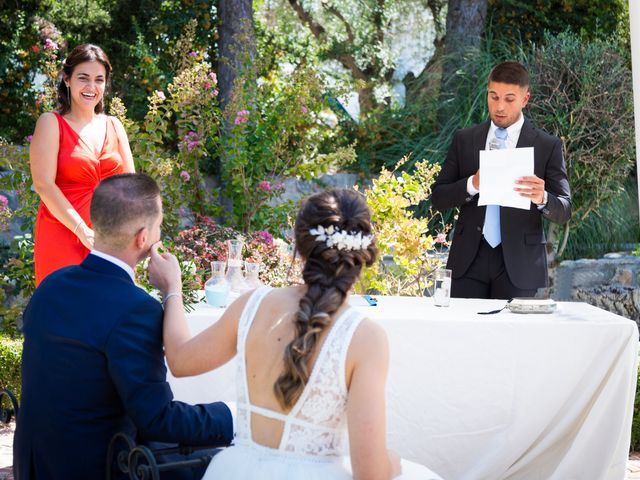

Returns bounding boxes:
[432,119,571,289]
[14,254,233,480]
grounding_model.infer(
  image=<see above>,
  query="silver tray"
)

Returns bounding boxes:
[507,298,557,314]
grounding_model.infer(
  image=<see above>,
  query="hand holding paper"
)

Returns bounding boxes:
[515,175,545,204]
[478,147,534,210]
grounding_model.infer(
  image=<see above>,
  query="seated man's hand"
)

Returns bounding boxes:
[148,242,182,296]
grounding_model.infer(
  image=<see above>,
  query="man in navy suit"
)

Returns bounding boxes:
[14,173,233,479]
[432,61,571,299]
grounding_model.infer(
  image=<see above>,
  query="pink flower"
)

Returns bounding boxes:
[188,51,198,58]
[0,195,8,207]
[31,45,40,53]
[435,232,447,244]
[204,81,211,90]
[180,131,201,152]
[180,170,191,182]
[301,104,309,114]
[209,72,217,83]
[234,110,250,125]
[257,181,271,192]
[25,135,33,143]
[211,89,218,97]
[155,90,165,101]
[256,230,273,244]
[43,39,58,50]
[273,182,285,191]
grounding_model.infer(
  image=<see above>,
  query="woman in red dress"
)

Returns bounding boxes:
[30,44,135,285]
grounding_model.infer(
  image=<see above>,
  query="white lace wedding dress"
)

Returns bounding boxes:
[202,286,443,480]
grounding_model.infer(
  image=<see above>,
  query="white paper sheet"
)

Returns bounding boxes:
[478,147,534,210]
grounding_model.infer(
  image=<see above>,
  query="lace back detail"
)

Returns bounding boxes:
[281,308,362,456]
[234,289,363,458]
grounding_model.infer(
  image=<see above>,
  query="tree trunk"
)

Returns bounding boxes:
[438,0,488,122]
[217,0,255,112]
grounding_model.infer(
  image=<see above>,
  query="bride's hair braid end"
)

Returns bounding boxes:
[274,188,378,409]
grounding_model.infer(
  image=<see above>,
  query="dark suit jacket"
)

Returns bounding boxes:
[431,118,571,290]
[14,254,233,480]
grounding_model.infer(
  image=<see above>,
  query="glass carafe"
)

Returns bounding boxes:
[204,261,230,308]
[225,239,246,294]
[244,261,263,289]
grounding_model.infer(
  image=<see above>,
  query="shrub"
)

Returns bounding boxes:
[174,215,302,289]
[0,333,22,402]
[357,157,451,296]
[221,44,356,233]
[110,22,223,237]
[526,32,636,262]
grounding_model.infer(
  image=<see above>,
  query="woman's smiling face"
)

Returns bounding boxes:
[66,61,107,111]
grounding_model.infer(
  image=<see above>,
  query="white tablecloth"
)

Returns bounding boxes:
[167,296,639,480]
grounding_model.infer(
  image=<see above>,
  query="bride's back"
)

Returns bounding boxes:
[243,285,351,448]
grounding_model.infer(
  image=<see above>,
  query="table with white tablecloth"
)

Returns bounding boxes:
[167,296,639,480]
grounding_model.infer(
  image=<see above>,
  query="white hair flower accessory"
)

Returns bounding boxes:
[309,225,373,251]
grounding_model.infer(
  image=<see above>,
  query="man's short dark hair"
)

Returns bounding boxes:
[91,173,161,247]
[488,61,529,88]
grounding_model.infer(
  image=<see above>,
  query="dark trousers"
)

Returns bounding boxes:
[451,239,537,300]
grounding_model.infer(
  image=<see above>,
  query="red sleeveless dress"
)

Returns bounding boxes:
[34,112,126,285]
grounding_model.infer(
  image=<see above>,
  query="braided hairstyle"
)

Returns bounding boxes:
[274,188,378,409]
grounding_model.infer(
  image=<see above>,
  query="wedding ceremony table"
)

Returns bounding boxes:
[167,296,639,480]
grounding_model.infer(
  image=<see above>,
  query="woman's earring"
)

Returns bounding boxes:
[66,84,70,102]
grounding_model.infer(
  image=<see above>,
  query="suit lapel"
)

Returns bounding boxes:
[516,117,538,148]
[473,120,492,161]
[81,254,135,284]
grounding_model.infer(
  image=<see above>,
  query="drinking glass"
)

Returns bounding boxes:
[244,261,263,289]
[433,268,452,307]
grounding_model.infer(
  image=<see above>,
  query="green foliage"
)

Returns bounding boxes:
[0,234,35,335]
[110,30,223,237]
[562,180,640,260]
[0,142,39,334]
[487,0,629,50]
[222,54,355,233]
[526,32,635,259]
[0,333,22,402]
[0,7,61,143]
[357,157,450,296]
[255,0,445,116]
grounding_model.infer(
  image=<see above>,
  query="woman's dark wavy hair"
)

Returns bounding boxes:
[57,43,112,115]
[274,188,378,409]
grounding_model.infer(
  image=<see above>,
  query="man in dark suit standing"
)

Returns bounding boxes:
[431,61,571,299]
[14,173,233,479]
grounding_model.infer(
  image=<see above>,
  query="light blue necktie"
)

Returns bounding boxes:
[483,127,508,248]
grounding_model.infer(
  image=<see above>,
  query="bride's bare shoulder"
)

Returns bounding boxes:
[350,318,389,358]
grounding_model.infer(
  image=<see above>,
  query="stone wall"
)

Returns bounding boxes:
[554,253,640,322]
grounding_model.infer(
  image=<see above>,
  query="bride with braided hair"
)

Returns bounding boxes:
[151,188,443,479]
